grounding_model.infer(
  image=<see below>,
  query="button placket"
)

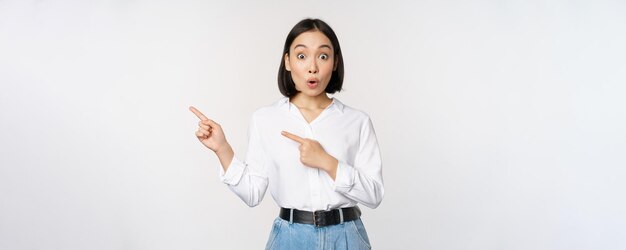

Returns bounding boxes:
[305,124,324,211]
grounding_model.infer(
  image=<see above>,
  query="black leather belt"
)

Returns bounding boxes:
[279,206,361,227]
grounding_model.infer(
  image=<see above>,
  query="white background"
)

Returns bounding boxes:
[1,0,625,249]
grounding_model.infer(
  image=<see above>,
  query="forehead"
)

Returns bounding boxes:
[291,30,333,50]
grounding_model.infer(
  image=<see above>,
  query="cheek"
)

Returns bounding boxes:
[289,70,303,85]
[322,58,335,69]
[324,62,335,72]
[290,61,305,72]
[321,62,335,76]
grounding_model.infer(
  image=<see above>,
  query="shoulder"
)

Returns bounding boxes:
[337,99,379,137]
[335,98,373,123]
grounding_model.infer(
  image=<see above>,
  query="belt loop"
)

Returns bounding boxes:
[339,208,344,224]
[289,208,294,224]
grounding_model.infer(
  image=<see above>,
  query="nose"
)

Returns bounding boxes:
[308,59,318,74]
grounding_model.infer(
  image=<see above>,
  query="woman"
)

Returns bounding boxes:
[190,18,384,249]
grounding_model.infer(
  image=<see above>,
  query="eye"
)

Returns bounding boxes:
[297,53,305,59]
[319,54,329,60]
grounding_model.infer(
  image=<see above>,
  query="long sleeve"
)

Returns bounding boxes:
[332,117,385,209]
[219,115,269,207]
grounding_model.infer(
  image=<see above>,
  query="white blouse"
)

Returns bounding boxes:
[219,97,384,211]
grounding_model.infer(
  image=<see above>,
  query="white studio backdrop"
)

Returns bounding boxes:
[1,0,625,249]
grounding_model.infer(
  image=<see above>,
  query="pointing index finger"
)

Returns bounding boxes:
[281,131,306,144]
[189,106,208,121]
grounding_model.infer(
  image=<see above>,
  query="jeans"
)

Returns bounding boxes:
[265,216,372,250]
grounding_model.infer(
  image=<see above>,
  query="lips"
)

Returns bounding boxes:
[306,78,319,89]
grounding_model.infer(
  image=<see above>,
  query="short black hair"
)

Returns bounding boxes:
[278,18,344,97]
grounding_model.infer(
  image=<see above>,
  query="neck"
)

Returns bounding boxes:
[290,93,332,109]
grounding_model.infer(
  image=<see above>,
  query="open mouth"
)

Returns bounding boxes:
[307,78,319,88]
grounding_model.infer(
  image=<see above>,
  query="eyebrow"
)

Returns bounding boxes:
[294,44,332,50]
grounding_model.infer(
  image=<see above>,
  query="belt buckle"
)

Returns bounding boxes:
[313,210,323,227]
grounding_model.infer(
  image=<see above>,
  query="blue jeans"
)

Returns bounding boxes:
[265,216,372,250]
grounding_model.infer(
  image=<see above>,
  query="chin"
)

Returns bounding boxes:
[296,87,325,96]
[300,89,326,97]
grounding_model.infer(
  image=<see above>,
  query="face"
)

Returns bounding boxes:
[284,30,337,97]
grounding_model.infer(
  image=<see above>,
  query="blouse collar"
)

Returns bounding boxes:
[278,96,345,114]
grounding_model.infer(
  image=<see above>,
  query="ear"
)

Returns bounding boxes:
[333,56,338,71]
[284,53,291,71]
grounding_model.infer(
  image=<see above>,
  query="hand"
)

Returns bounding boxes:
[189,106,228,153]
[281,131,338,173]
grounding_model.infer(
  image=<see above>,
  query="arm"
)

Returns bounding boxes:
[331,117,385,209]
[190,106,268,207]
[218,116,269,207]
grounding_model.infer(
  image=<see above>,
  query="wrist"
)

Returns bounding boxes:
[215,143,232,156]
[214,143,234,171]
[323,154,338,172]
[321,154,339,181]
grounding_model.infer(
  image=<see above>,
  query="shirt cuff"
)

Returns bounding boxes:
[219,157,246,185]
[332,161,356,193]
